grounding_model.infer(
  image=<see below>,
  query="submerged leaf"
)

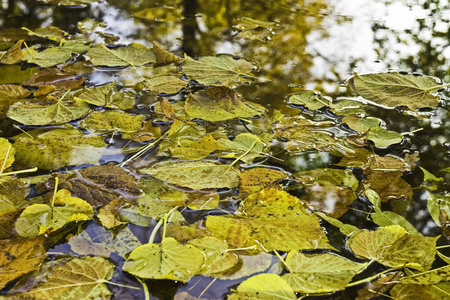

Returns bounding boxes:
[86,42,156,67]
[7,256,115,299]
[0,40,23,64]
[228,274,296,300]
[13,128,106,170]
[185,86,264,121]
[123,237,204,282]
[182,54,255,86]
[15,189,94,237]
[0,65,40,84]
[349,72,442,110]
[287,90,330,110]
[141,160,241,190]
[8,96,90,125]
[238,168,288,198]
[282,252,365,293]
[217,133,267,163]
[79,110,145,133]
[0,236,47,289]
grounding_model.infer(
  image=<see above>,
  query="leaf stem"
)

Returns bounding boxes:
[230,139,258,166]
[0,167,38,177]
[104,280,141,290]
[0,144,12,174]
[346,267,399,288]
[149,218,164,244]
[136,277,150,300]
[50,177,59,219]
[401,128,424,136]
[273,250,291,273]
[119,133,167,167]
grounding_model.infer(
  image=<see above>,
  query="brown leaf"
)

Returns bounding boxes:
[362,171,413,202]
[0,40,23,65]
[22,68,85,90]
[238,168,288,198]
[0,235,47,289]
[301,183,357,218]
[36,165,141,207]
[355,271,402,300]
[153,41,183,65]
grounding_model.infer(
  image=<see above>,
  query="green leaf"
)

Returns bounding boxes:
[185,86,264,121]
[0,138,15,171]
[282,252,365,293]
[347,225,437,270]
[13,127,107,170]
[228,274,296,300]
[287,90,330,110]
[217,133,267,163]
[426,191,450,227]
[366,126,403,148]
[157,120,206,156]
[206,189,334,251]
[86,42,156,67]
[169,135,222,160]
[140,160,241,190]
[342,115,381,134]
[0,65,40,84]
[22,26,66,41]
[59,39,90,53]
[74,81,135,110]
[182,54,255,86]
[123,237,204,282]
[141,75,187,94]
[294,168,359,190]
[7,256,115,299]
[15,189,94,237]
[8,96,91,125]
[22,46,72,68]
[420,166,444,182]
[400,265,450,285]
[349,72,442,110]
[0,236,47,289]
[0,40,23,65]
[328,98,370,116]
[79,110,145,133]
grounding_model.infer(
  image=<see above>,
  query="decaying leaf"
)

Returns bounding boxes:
[141,75,187,94]
[349,72,442,110]
[169,135,222,160]
[79,110,145,133]
[238,168,288,198]
[182,54,255,86]
[7,256,115,299]
[0,236,47,289]
[140,160,241,190]
[21,67,86,90]
[152,41,183,64]
[36,164,141,207]
[0,40,23,64]
[362,171,413,202]
[0,138,15,171]
[123,237,204,282]
[217,133,267,163]
[206,189,333,251]
[13,128,107,170]
[185,86,264,121]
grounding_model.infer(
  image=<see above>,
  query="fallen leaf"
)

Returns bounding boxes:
[287,90,330,110]
[74,81,135,110]
[22,46,72,68]
[140,75,187,94]
[238,168,288,198]
[0,40,23,64]
[141,160,241,190]
[79,110,145,133]
[152,41,183,64]
[366,126,403,148]
[217,133,267,163]
[86,42,156,67]
[228,274,296,300]
[22,67,85,90]
[182,54,255,86]
[185,86,264,121]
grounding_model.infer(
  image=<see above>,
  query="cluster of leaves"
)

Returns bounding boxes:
[0,19,450,300]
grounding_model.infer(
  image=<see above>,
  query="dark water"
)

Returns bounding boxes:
[1,0,450,299]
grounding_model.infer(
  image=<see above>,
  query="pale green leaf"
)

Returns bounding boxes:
[294,168,359,190]
[185,86,264,121]
[59,39,90,53]
[400,264,450,285]
[8,97,90,125]
[7,256,114,299]
[366,126,403,148]
[349,72,442,110]
[22,47,72,68]
[141,75,187,94]
[123,237,204,282]
[420,166,444,182]
[282,252,365,293]
[287,91,330,110]
[427,191,450,227]
[315,212,359,236]
[74,81,135,110]
[15,189,94,237]
[22,26,66,41]
[218,133,267,163]
[86,43,156,67]
[169,135,222,160]
[342,115,381,134]
[347,225,437,270]
[140,160,241,190]
[228,274,296,300]
[0,138,15,171]
[158,120,206,156]
[182,54,255,86]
